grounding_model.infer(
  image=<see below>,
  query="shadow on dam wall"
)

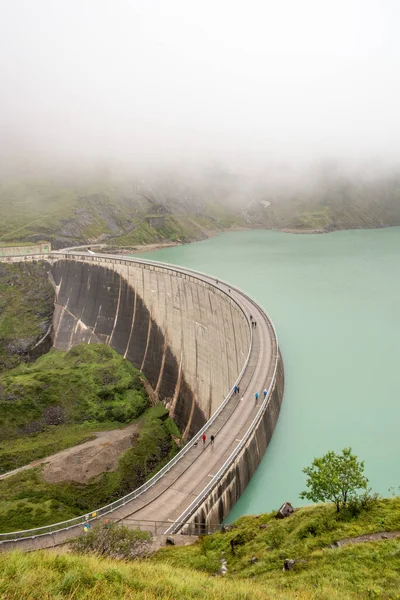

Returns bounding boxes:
[51,260,206,437]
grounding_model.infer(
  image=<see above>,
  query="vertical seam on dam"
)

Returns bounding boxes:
[124,286,137,359]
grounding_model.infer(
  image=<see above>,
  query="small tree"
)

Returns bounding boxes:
[300,447,368,512]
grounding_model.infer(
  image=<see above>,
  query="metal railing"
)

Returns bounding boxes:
[0,252,258,543]
[165,294,279,533]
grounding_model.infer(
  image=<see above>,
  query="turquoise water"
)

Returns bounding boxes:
[136,227,400,517]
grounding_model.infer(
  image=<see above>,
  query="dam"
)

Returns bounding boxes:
[0,252,284,550]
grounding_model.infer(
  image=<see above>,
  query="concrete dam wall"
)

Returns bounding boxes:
[186,353,284,531]
[50,255,251,437]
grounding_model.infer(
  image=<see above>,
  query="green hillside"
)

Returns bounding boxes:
[0,344,180,532]
[0,344,149,445]
[0,177,243,248]
[1,172,400,247]
[0,498,399,599]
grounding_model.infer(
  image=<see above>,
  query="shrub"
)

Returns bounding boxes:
[71,522,152,559]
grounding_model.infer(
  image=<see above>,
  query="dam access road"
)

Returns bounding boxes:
[0,252,283,551]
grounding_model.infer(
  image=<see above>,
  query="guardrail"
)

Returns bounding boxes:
[0,252,256,543]
[165,293,279,534]
[104,518,222,536]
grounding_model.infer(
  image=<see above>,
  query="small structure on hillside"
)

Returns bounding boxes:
[276,502,295,519]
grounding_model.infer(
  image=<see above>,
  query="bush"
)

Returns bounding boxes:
[71,522,152,559]
[345,487,380,517]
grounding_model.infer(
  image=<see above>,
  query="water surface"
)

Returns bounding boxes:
[136,227,400,517]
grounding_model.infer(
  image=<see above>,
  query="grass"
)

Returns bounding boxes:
[1,173,400,248]
[1,498,400,599]
[0,421,122,473]
[0,405,179,532]
[152,497,400,598]
[108,214,226,247]
[0,176,243,248]
[0,343,184,530]
[0,551,278,600]
[0,262,54,371]
[0,343,149,443]
[0,240,49,247]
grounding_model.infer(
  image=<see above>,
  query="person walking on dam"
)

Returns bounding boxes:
[263,388,267,398]
[210,435,215,445]
[202,433,207,445]
[255,391,259,402]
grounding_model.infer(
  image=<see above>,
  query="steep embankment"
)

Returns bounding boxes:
[0,262,54,371]
[1,173,400,248]
[248,175,400,232]
[0,499,399,599]
[152,498,400,598]
[0,344,180,532]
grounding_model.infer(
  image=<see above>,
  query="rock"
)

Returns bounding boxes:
[250,556,258,564]
[276,502,295,519]
[219,558,228,576]
[283,559,296,571]
[166,537,175,545]
[221,524,236,533]
[259,524,268,530]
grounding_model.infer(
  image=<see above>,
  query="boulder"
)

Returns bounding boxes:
[283,559,296,571]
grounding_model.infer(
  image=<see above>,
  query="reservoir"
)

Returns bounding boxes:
[136,227,400,518]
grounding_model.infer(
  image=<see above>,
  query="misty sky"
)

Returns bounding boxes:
[1,0,399,168]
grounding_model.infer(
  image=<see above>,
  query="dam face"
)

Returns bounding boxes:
[51,256,251,437]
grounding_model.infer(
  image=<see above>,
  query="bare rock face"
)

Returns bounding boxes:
[0,262,54,371]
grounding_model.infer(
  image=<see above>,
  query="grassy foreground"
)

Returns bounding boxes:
[0,552,273,600]
[153,498,400,599]
[0,499,399,599]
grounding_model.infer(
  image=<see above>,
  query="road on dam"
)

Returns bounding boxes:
[0,254,279,551]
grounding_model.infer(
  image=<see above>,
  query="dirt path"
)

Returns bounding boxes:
[0,423,139,484]
[333,530,400,548]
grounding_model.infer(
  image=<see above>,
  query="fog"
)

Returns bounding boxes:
[1,0,400,176]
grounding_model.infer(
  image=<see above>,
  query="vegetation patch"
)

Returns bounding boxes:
[0,499,399,599]
[153,497,400,598]
[0,343,149,445]
[71,522,152,559]
[0,405,178,532]
[0,421,122,474]
[0,551,273,600]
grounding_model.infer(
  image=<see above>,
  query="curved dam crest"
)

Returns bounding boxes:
[0,252,283,549]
